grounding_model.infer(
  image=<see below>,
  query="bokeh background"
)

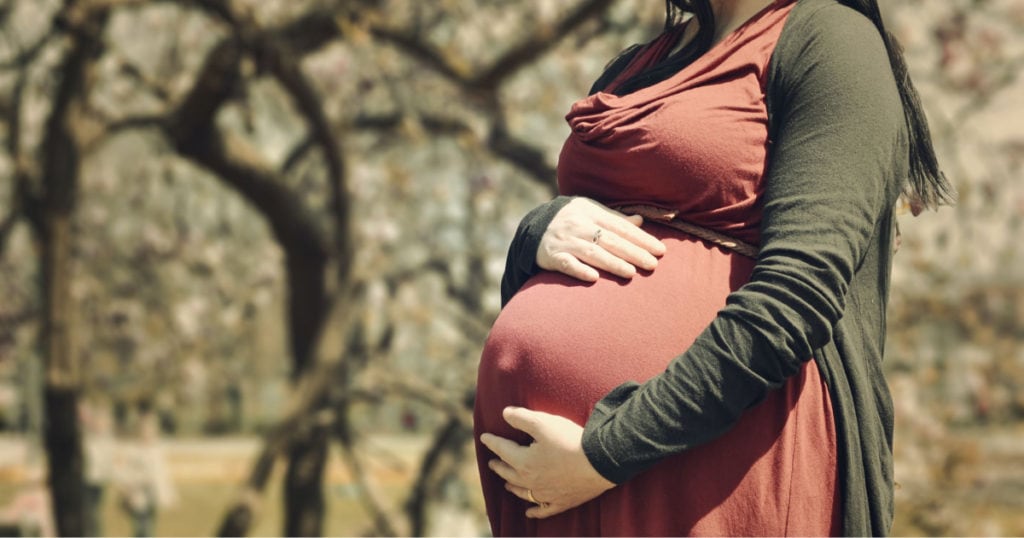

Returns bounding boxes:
[0,0,1022,536]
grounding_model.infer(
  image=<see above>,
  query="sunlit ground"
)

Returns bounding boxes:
[2,429,1023,536]
[0,435,487,537]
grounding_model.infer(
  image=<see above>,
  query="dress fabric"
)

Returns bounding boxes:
[474,1,841,536]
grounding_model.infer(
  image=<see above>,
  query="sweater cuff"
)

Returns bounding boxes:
[581,381,646,485]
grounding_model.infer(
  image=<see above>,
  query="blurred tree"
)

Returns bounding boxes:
[4,0,113,533]
[4,0,649,534]
[0,0,1020,536]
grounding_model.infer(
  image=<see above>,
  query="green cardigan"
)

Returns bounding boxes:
[498,0,908,535]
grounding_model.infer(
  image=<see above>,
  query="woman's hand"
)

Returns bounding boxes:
[538,198,666,282]
[480,407,615,519]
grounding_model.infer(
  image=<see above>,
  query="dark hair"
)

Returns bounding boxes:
[603,0,956,210]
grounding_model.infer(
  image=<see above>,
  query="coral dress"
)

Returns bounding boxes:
[475,1,840,535]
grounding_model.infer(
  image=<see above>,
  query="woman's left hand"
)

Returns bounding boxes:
[480,406,615,519]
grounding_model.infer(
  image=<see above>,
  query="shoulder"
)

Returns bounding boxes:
[781,0,884,47]
[773,0,890,77]
[767,0,899,113]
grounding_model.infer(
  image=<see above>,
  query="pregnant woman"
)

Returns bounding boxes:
[474,0,955,535]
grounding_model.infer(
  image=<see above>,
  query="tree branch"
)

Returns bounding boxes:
[354,112,557,192]
[334,419,404,536]
[161,37,330,256]
[352,112,473,136]
[80,114,166,155]
[102,114,167,134]
[488,122,558,190]
[0,32,57,71]
[282,136,315,174]
[368,26,473,85]
[369,0,616,92]
[471,0,616,90]
[273,11,348,57]
[252,31,353,279]
[404,414,473,537]
[116,60,173,102]
[0,204,19,258]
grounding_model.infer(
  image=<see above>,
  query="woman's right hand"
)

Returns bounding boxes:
[537,197,667,282]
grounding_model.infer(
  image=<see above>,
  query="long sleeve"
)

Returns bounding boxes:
[499,195,574,307]
[580,2,907,485]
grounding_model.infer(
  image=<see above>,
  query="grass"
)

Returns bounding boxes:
[3,432,1023,536]
[0,434,487,537]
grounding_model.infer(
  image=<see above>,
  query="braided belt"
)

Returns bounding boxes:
[615,204,760,260]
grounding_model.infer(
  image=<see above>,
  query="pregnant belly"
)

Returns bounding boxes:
[474,224,840,536]
[477,224,755,435]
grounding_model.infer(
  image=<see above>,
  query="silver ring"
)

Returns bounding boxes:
[592,228,603,244]
[527,489,540,505]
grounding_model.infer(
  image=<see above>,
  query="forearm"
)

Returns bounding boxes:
[500,195,575,306]
[579,3,907,484]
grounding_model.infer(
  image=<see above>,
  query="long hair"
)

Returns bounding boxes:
[603,0,955,210]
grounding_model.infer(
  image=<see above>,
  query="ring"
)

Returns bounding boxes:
[526,489,540,505]
[592,228,603,244]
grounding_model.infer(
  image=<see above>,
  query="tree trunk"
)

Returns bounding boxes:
[167,34,338,535]
[40,207,84,535]
[283,252,330,536]
[284,425,329,536]
[43,389,84,536]
[37,69,87,538]
[30,4,108,534]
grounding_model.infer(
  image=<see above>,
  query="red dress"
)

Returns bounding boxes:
[475,1,840,535]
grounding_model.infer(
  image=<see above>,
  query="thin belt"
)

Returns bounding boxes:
[615,204,760,259]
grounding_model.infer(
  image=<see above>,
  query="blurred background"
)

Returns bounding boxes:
[0,0,1021,536]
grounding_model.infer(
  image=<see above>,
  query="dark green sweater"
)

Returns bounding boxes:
[498,0,908,535]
